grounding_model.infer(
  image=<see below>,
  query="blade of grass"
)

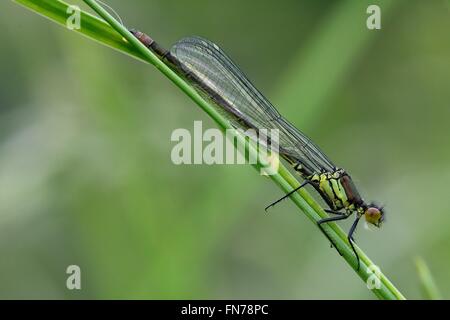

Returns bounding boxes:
[14,0,406,300]
[14,0,148,62]
[415,257,442,300]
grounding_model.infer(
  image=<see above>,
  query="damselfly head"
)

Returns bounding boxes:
[363,204,385,228]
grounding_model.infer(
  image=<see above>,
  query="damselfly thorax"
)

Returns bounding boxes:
[309,169,363,214]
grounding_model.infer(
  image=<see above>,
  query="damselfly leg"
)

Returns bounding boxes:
[264,180,311,212]
[348,216,361,270]
[317,214,350,257]
[318,213,362,270]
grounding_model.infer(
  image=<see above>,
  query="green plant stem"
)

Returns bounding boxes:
[13,0,149,62]
[14,0,406,300]
[415,257,442,300]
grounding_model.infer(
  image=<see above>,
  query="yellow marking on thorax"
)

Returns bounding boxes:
[315,173,351,210]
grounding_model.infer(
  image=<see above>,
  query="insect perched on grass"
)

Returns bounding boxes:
[131,30,385,270]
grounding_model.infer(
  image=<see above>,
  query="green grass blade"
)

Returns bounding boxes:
[415,257,442,300]
[14,0,148,62]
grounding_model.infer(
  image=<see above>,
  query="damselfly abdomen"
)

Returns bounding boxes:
[131,30,385,270]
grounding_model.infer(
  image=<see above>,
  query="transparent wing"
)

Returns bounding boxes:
[170,36,336,173]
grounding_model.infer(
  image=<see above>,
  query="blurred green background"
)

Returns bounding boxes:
[1,0,450,299]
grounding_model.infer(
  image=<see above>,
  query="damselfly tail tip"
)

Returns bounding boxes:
[128,29,154,47]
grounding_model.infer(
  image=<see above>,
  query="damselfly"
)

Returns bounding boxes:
[131,30,384,269]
